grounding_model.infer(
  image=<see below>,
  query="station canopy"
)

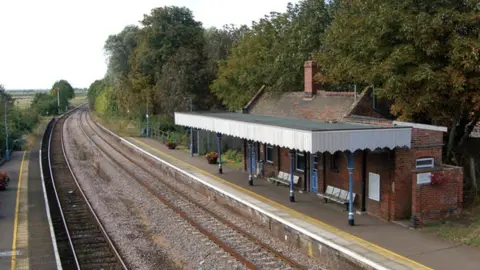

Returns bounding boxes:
[174,112,411,153]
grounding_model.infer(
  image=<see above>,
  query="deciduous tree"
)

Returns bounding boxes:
[318,0,480,162]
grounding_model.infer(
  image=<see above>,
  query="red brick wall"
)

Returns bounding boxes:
[304,60,318,98]
[411,128,444,164]
[391,127,446,220]
[278,147,305,187]
[412,166,463,225]
[365,151,395,221]
[349,92,387,119]
[393,148,414,220]
[324,151,364,208]
[256,146,304,187]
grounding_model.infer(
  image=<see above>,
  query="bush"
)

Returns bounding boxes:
[224,149,242,163]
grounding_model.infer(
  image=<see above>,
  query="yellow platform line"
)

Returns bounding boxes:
[11,151,27,270]
[130,137,432,270]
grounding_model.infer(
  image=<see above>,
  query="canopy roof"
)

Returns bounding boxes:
[174,112,412,153]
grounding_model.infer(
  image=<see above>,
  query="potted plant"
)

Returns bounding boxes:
[205,151,218,164]
[164,138,177,150]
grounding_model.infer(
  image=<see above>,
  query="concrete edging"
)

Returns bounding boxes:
[97,122,392,270]
[38,149,63,270]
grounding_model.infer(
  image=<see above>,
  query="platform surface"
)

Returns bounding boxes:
[128,136,480,270]
[0,150,58,270]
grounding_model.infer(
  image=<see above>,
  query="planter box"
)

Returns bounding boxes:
[207,157,217,164]
[165,143,177,149]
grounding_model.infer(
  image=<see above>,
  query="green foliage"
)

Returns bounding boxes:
[94,85,117,117]
[319,0,480,161]
[87,79,107,109]
[50,80,75,111]
[30,93,57,116]
[0,89,41,154]
[224,149,242,163]
[211,0,332,110]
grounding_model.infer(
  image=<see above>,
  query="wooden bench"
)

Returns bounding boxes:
[317,185,356,211]
[268,171,300,186]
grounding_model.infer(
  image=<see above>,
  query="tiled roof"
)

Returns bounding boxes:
[249,91,357,121]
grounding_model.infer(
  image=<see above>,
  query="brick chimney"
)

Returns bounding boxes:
[304,55,318,99]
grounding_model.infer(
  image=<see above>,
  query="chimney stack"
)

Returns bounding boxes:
[304,54,318,99]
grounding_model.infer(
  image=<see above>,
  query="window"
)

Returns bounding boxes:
[296,151,306,172]
[265,144,274,163]
[330,152,340,172]
[416,158,434,169]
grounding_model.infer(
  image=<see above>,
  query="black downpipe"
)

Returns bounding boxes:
[304,151,308,192]
[362,150,368,212]
[322,152,327,193]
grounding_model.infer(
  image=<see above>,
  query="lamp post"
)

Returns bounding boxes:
[4,98,9,161]
[145,96,149,137]
[55,88,60,114]
[3,96,12,161]
[189,96,193,157]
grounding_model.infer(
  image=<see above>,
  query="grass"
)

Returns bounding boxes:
[422,200,480,247]
[14,97,33,109]
[92,113,141,137]
[7,92,87,110]
[25,116,52,149]
[70,93,87,107]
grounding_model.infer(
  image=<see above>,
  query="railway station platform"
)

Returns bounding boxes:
[126,136,480,270]
[0,150,59,270]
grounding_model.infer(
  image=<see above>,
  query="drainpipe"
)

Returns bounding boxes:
[361,150,367,212]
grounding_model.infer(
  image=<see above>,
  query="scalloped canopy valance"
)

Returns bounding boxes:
[174,112,411,153]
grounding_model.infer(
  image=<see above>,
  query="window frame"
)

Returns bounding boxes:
[265,144,274,164]
[416,157,434,169]
[295,151,305,172]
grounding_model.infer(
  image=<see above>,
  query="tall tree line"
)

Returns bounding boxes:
[89,0,479,165]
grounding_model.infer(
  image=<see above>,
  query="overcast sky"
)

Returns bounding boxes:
[0,0,298,90]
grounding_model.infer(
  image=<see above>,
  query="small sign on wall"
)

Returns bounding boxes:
[417,172,432,185]
[368,173,380,202]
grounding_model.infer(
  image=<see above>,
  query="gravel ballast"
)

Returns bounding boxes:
[62,110,326,269]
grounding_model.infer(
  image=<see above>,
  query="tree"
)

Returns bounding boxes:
[211,0,332,110]
[30,93,57,116]
[50,80,75,110]
[318,0,480,162]
[104,25,139,80]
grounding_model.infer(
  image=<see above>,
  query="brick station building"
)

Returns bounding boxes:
[175,58,464,227]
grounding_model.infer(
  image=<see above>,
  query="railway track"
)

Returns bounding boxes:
[45,108,127,270]
[77,108,307,270]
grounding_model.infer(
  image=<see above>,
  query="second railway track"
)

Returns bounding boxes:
[77,108,307,270]
[47,108,127,270]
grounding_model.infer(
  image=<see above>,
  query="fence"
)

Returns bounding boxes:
[140,123,242,156]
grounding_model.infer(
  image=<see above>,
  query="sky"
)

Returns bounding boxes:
[0,0,298,90]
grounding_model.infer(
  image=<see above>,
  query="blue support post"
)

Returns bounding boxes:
[310,153,317,193]
[289,150,295,202]
[4,99,9,161]
[248,141,253,186]
[347,151,355,226]
[217,133,222,174]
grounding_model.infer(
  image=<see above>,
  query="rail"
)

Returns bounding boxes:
[41,104,127,269]
[79,108,305,270]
